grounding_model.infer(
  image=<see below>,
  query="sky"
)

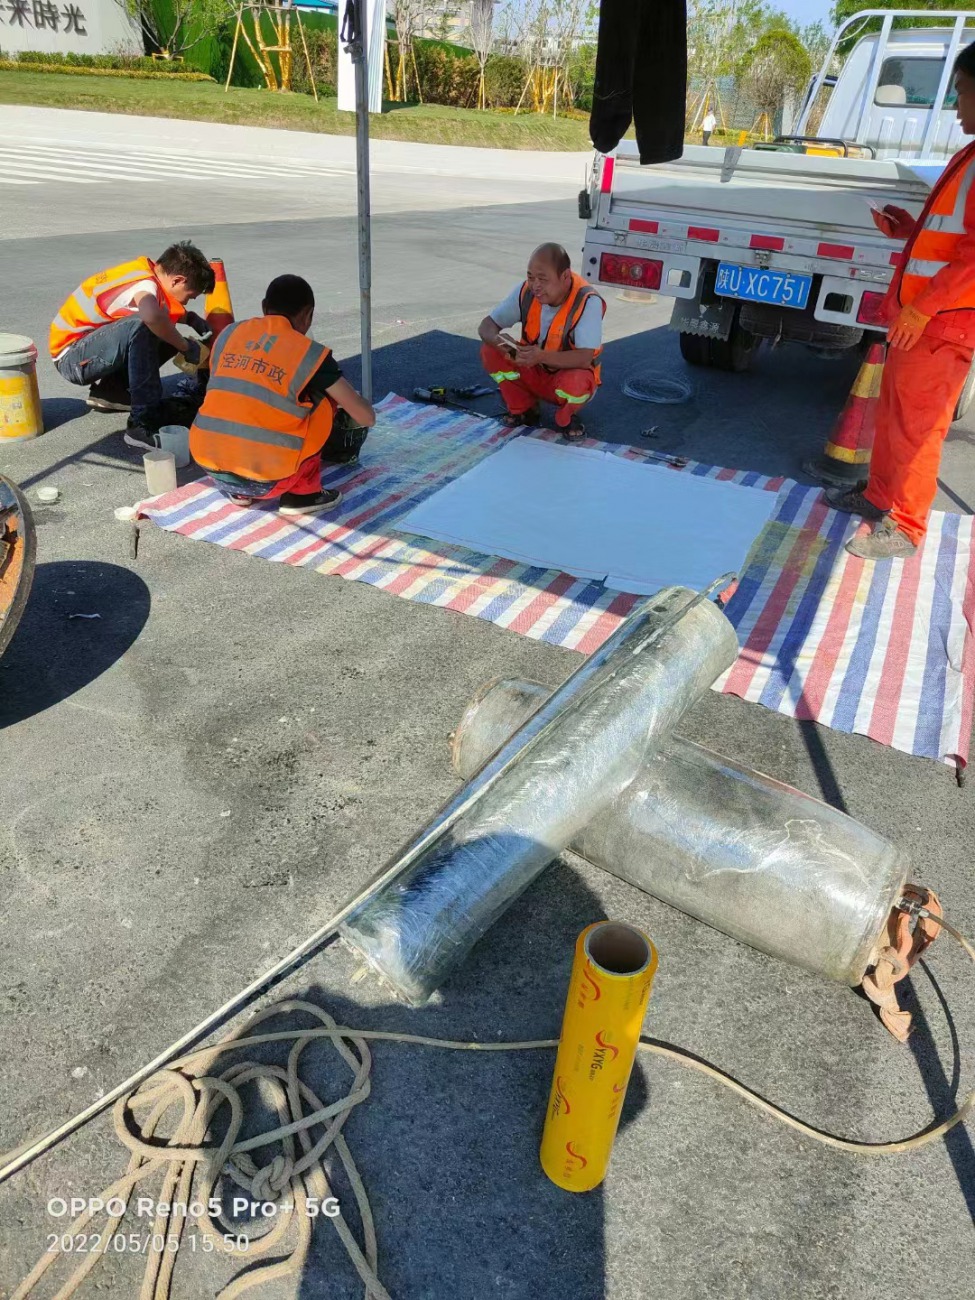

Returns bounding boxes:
[775,0,836,26]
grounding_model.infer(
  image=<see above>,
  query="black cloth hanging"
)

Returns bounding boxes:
[589,0,687,165]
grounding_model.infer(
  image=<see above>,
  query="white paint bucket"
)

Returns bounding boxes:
[143,450,177,497]
[0,334,43,443]
[158,424,190,469]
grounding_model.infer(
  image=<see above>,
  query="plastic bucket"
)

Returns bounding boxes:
[143,450,177,497]
[0,334,43,443]
[158,424,190,469]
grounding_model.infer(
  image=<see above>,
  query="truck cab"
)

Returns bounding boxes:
[812,22,973,159]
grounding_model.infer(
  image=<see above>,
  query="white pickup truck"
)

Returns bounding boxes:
[580,10,975,408]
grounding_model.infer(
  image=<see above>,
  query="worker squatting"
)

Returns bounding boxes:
[48,241,604,519]
[47,42,975,555]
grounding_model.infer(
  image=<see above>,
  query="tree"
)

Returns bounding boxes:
[739,28,812,137]
[466,0,496,110]
[390,0,425,100]
[799,20,832,74]
[686,0,774,127]
[121,0,234,59]
[831,0,961,52]
[548,0,593,116]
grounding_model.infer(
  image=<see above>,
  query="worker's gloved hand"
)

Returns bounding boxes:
[182,338,203,367]
[183,311,212,339]
[173,339,211,376]
[872,204,916,239]
[888,304,930,351]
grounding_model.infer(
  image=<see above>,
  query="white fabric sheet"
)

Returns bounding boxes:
[397,438,778,595]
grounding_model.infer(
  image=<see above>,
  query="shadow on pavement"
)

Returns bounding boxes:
[41,395,89,433]
[356,324,857,481]
[901,961,975,1219]
[0,560,151,728]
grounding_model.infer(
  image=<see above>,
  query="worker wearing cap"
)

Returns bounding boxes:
[50,240,215,450]
[478,243,606,440]
[189,274,375,516]
[827,43,975,561]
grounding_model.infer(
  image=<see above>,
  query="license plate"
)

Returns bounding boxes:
[715,263,812,310]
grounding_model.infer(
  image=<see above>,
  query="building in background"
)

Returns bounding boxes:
[416,1,472,45]
[0,0,141,57]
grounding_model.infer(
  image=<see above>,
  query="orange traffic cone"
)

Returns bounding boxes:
[804,342,884,488]
[205,258,234,342]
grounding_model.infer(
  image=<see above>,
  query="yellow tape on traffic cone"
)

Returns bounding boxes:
[804,341,884,488]
[540,922,657,1192]
[204,258,235,343]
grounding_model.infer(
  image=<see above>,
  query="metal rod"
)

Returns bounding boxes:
[856,13,893,146]
[352,0,373,402]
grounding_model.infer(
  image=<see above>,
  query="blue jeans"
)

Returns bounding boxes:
[55,317,177,421]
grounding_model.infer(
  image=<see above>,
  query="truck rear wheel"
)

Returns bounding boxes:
[679,308,759,373]
[709,311,760,373]
[678,331,712,367]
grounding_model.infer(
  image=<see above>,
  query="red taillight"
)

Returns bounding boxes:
[857,291,886,325]
[599,252,663,290]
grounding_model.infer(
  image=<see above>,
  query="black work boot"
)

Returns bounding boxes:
[825,484,886,521]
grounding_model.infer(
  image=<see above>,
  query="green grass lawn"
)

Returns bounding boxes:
[0,71,593,151]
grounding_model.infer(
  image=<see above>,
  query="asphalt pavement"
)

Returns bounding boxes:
[0,109,973,1300]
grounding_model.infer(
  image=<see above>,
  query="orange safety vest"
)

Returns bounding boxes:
[49,256,185,359]
[896,141,975,312]
[190,315,335,483]
[518,272,606,383]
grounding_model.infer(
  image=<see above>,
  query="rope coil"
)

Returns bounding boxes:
[10,910,974,1299]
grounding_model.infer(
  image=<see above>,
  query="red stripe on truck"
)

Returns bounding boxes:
[688,226,720,242]
[817,242,855,259]
[629,219,659,234]
[750,235,785,251]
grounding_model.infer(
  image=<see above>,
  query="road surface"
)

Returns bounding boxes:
[0,107,973,1300]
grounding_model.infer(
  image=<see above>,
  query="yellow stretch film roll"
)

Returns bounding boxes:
[541,922,657,1192]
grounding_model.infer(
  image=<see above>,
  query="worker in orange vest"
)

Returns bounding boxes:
[50,241,215,449]
[190,275,375,516]
[827,43,975,560]
[478,243,606,439]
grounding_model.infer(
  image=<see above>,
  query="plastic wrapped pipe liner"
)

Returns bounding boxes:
[339,586,738,1006]
[540,922,658,1193]
[452,680,908,987]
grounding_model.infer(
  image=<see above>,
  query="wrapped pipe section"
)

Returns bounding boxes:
[340,586,739,1005]
[452,680,907,987]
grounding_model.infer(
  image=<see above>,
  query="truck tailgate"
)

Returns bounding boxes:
[608,144,935,241]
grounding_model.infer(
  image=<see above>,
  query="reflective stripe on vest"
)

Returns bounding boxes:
[49,257,184,359]
[189,315,334,483]
[518,272,605,382]
[192,413,306,452]
[897,143,975,312]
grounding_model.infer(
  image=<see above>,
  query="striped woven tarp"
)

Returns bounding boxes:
[140,394,975,767]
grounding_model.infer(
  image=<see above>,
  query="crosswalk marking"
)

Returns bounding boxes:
[0,141,350,187]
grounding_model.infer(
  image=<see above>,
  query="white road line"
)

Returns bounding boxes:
[0,152,279,183]
[0,149,340,182]
[0,143,350,181]
[0,177,39,186]
[0,160,100,183]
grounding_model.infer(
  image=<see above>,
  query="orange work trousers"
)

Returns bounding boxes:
[480,343,596,428]
[865,335,973,544]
